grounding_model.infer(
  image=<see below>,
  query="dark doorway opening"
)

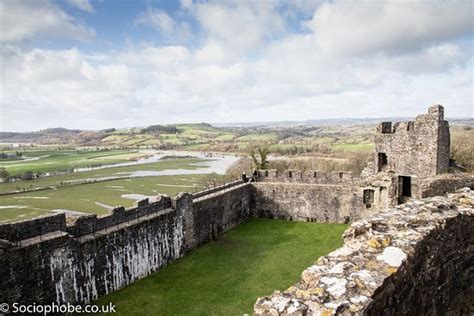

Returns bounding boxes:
[378,153,388,172]
[398,176,412,204]
[363,189,375,208]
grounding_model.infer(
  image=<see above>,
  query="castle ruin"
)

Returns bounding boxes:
[0,105,472,315]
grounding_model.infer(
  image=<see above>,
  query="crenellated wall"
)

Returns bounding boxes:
[0,182,253,306]
[254,188,474,315]
[256,169,354,184]
[0,197,183,305]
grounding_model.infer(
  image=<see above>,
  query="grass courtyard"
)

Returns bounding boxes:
[95,219,348,315]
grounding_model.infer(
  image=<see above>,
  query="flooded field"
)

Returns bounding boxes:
[0,151,238,223]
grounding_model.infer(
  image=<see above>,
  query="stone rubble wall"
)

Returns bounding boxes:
[254,188,474,315]
[252,183,365,223]
[419,174,474,198]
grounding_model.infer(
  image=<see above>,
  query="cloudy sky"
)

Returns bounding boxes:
[0,0,472,132]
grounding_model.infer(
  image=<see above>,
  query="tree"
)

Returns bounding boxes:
[23,171,34,180]
[451,136,473,172]
[0,167,9,181]
[249,145,269,170]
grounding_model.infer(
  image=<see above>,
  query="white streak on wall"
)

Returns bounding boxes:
[49,212,183,304]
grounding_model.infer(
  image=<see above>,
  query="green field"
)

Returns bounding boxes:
[0,150,145,176]
[332,143,374,152]
[0,157,209,194]
[0,157,224,223]
[0,174,222,223]
[95,219,347,315]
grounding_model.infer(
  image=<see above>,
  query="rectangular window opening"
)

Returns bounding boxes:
[378,153,388,172]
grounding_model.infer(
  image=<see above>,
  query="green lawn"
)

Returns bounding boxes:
[95,218,347,316]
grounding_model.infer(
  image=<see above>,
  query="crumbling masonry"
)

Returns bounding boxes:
[0,105,472,315]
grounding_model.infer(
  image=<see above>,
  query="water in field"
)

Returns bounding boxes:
[73,150,239,175]
[0,151,237,223]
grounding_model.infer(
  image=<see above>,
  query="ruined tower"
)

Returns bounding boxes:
[368,105,451,205]
[374,104,450,178]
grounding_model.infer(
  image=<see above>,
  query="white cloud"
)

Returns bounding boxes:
[186,1,286,53]
[67,0,94,13]
[1,0,472,131]
[0,0,94,43]
[307,0,473,56]
[136,8,190,39]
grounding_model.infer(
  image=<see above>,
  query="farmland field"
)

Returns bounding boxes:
[0,174,221,223]
[0,149,145,176]
[0,157,213,194]
[95,218,348,315]
[0,153,232,223]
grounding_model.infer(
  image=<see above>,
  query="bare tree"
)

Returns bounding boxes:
[249,145,269,170]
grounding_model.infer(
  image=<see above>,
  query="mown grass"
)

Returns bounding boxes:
[95,219,347,316]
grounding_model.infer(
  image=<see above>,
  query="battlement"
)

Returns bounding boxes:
[66,195,173,237]
[256,169,353,184]
[192,180,245,200]
[0,213,67,243]
[376,104,446,136]
[0,180,253,244]
[0,195,173,242]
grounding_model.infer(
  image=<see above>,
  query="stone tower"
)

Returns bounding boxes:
[374,104,450,178]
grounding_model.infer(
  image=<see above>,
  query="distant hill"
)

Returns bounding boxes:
[0,118,471,148]
[214,117,474,128]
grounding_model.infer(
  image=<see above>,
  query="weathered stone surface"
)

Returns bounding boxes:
[252,183,363,223]
[254,188,474,315]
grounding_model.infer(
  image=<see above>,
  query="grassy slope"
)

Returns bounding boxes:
[95,219,347,316]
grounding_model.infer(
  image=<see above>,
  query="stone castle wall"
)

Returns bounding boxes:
[183,181,252,252]
[0,182,253,306]
[254,188,474,315]
[252,183,364,223]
